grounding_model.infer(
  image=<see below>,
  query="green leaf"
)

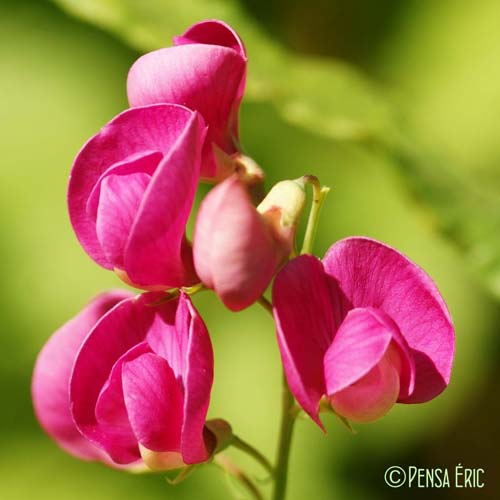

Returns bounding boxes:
[52,0,396,144]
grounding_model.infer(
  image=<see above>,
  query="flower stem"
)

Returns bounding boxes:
[214,453,265,500]
[257,295,299,500]
[272,374,297,500]
[300,175,330,255]
[231,435,274,477]
[257,295,273,314]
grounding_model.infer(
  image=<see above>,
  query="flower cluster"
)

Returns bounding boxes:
[32,19,455,488]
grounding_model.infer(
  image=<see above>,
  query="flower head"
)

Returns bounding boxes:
[32,291,215,469]
[193,176,305,311]
[273,237,455,425]
[32,291,131,464]
[127,20,247,181]
[68,104,206,290]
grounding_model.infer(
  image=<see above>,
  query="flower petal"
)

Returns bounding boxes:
[86,151,161,222]
[32,291,131,462]
[95,172,151,268]
[145,298,187,379]
[174,20,246,57]
[324,307,412,395]
[323,237,455,403]
[95,342,151,429]
[127,20,246,179]
[272,255,337,428]
[68,104,201,268]
[329,349,401,423]
[194,176,281,311]
[122,353,184,452]
[177,294,214,464]
[136,293,213,463]
[145,293,215,463]
[70,294,156,464]
[124,110,205,288]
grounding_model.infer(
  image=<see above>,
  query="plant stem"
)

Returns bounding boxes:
[257,295,273,314]
[257,295,298,500]
[214,453,265,500]
[231,435,274,477]
[272,374,297,500]
[300,175,330,255]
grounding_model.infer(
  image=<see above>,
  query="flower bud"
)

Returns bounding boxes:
[32,291,215,468]
[257,179,306,247]
[68,105,205,290]
[127,20,247,181]
[194,175,301,311]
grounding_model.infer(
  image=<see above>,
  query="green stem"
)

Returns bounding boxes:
[231,434,274,477]
[272,374,297,500]
[257,296,299,500]
[300,175,330,255]
[214,453,265,500]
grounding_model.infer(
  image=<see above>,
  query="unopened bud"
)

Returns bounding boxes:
[257,179,306,228]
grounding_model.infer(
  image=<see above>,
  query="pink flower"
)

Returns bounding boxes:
[32,291,131,464]
[32,291,215,469]
[193,176,305,311]
[68,104,206,289]
[272,237,455,425]
[127,20,247,181]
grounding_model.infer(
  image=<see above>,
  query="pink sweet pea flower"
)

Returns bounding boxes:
[273,237,455,425]
[32,291,132,464]
[32,291,215,469]
[68,104,206,290]
[193,176,305,311]
[127,20,247,181]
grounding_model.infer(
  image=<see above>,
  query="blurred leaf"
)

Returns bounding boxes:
[52,0,396,144]
[377,0,500,299]
[391,140,500,301]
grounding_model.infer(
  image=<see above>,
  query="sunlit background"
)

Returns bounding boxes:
[1,0,499,498]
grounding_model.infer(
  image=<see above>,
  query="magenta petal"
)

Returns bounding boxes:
[95,172,151,268]
[86,151,161,222]
[70,295,156,464]
[176,294,214,464]
[174,20,246,57]
[124,111,205,288]
[95,342,151,429]
[145,298,187,379]
[174,19,247,143]
[324,307,412,396]
[91,343,152,463]
[144,293,213,462]
[127,47,245,142]
[122,353,184,452]
[323,237,455,403]
[146,293,214,463]
[68,104,201,269]
[32,291,131,461]
[272,255,337,428]
[127,21,246,179]
[193,176,280,311]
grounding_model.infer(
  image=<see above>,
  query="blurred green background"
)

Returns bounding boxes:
[1,0,499,498]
